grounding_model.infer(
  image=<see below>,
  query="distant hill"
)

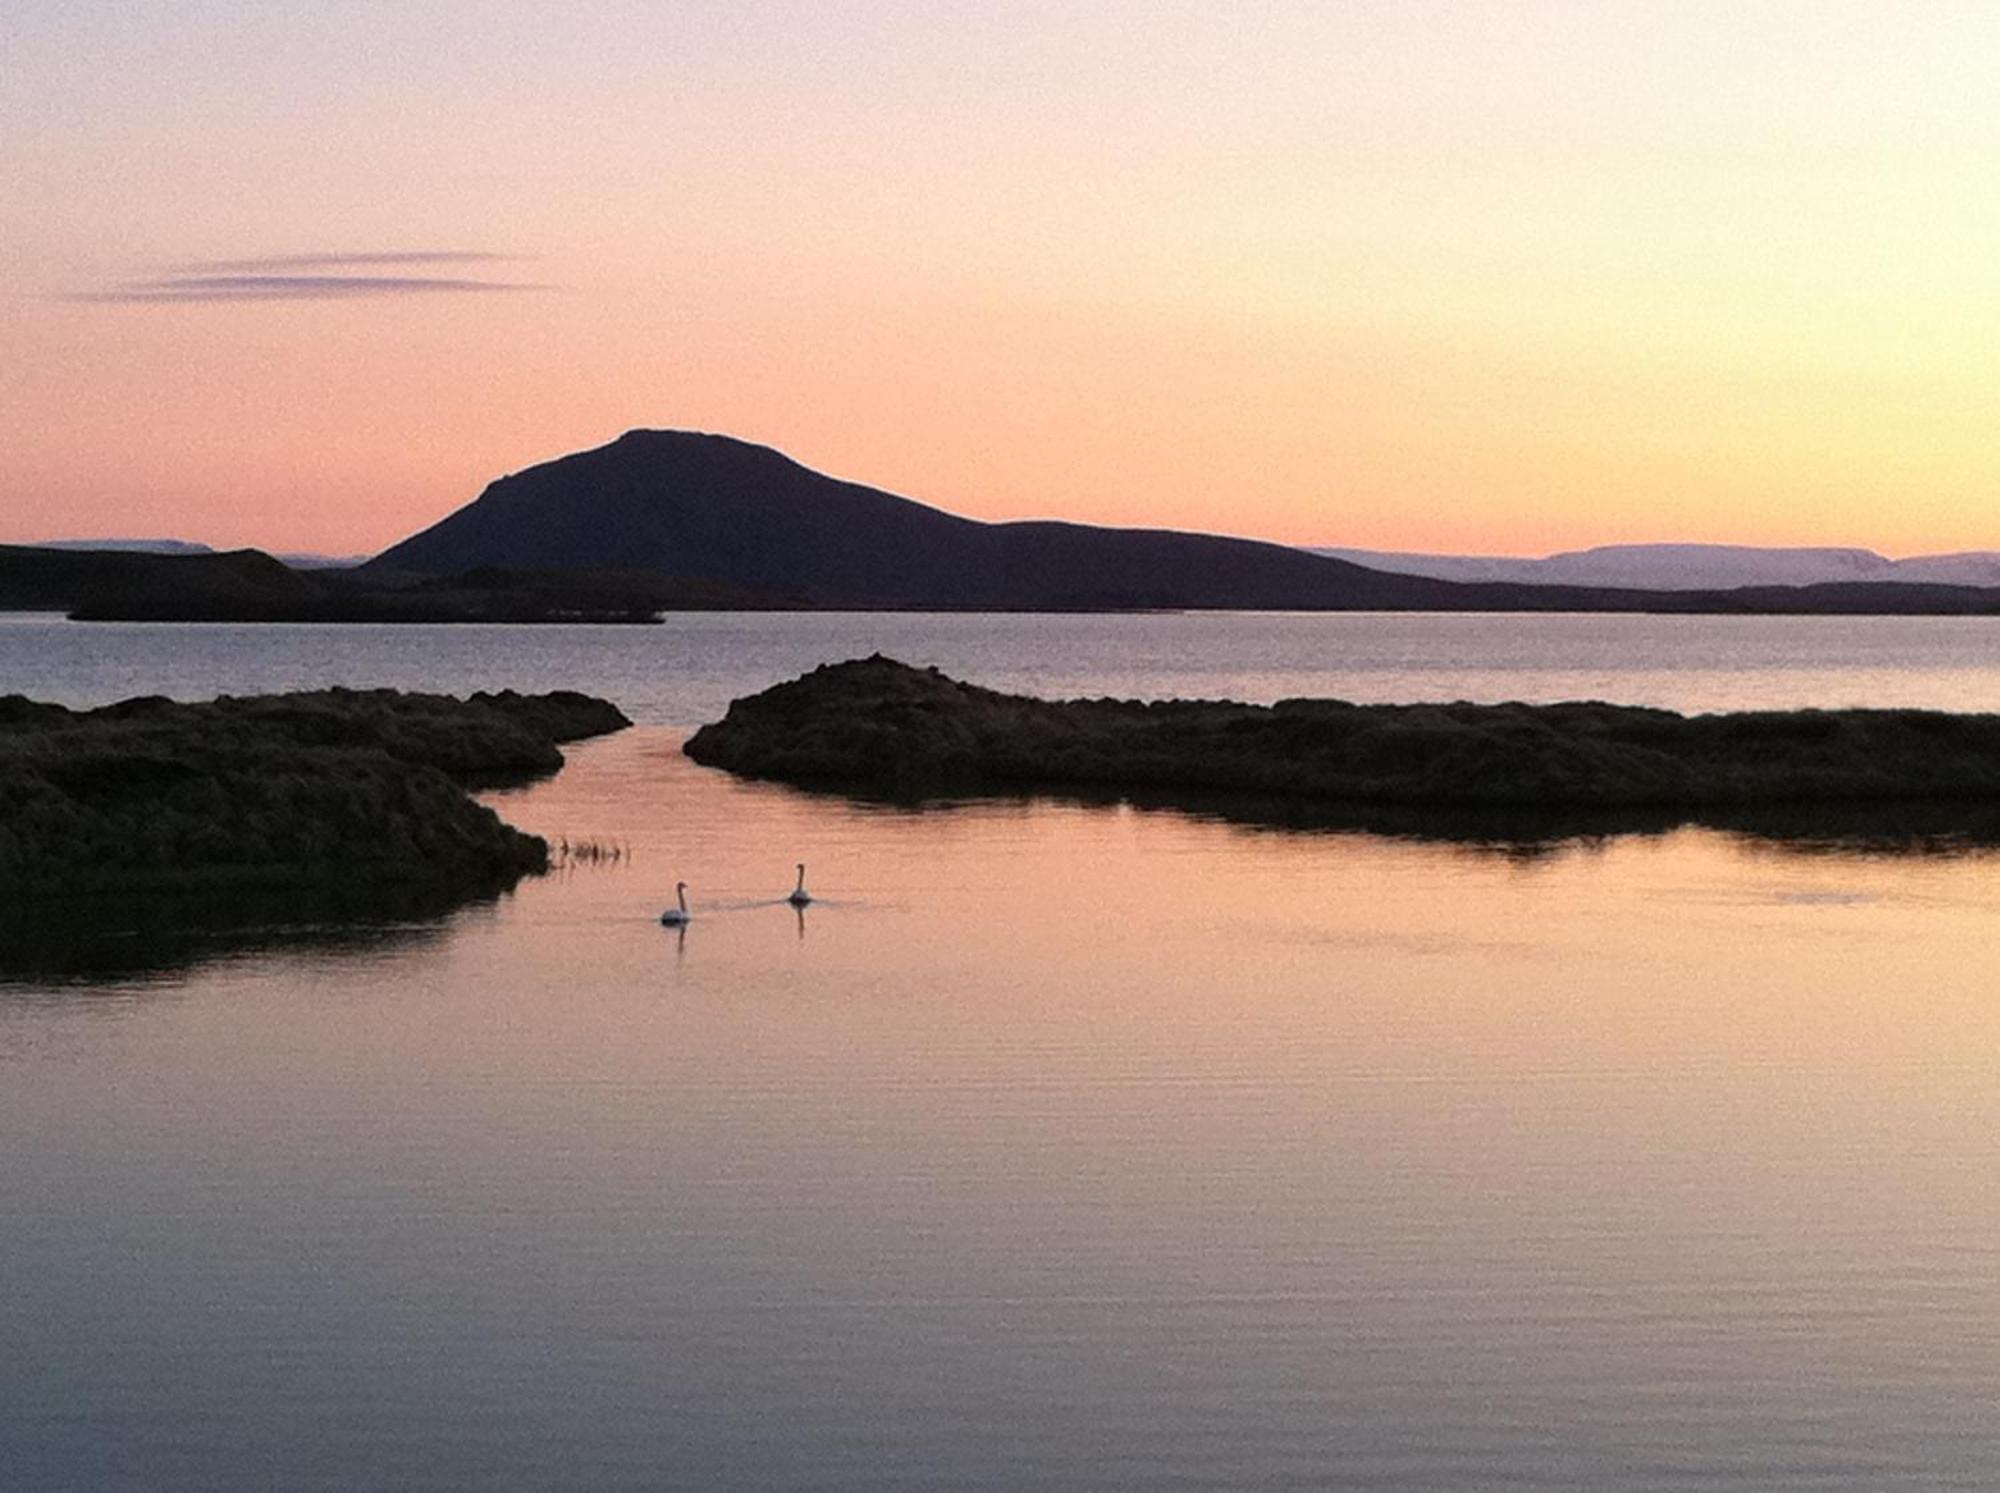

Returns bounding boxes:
[14,439,2000,619]
[372,431,1391,607]
[0,544,321,614]
[0,544,740,622]
[365,432,1645,611]
[276,552,370,571]
[29,538,368,571]
[371,431,2000,614]
[32,538,216,557]
[1315,543,2000,591]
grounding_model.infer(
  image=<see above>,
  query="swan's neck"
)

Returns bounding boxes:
[794,866,806,895]
[677,884,688,913]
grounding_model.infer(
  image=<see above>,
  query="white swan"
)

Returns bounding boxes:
[660,882,691,926]
[787,863,812,907]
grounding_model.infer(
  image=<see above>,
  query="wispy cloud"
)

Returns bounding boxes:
[166,250,523,273]
[69,251,547,303]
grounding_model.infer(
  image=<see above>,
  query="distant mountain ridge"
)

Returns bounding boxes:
[18,433,2000,619]
[34,538,216,557]
[372,428,2000,612]
[28,538,365,570]
[370,430,2000,614]
[369,430,1529,610]
[0,544,321,614]
[1314,543,2000,591]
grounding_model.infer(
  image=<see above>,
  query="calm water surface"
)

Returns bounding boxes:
[8,609,2000,721]
[3,615,1999,1490]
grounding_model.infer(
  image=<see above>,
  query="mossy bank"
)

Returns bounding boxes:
[686,656,2000,811]
[0,687,629,899]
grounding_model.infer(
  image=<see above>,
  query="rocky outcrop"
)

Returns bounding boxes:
[0,687,631,895]
[686,656,2000,810]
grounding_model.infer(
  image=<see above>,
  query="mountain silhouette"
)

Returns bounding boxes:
[370,431,2000,613]
[17,433,2000,620]
[368,430,1625,610]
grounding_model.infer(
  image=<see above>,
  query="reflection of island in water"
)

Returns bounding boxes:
[0,878,475,982]
[760,777,2000,865]
[0,686,628,980]
[1092,785,2000,862]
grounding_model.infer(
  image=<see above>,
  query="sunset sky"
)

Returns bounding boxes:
[6,3,1998,557]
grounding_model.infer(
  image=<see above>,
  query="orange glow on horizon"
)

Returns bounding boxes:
[6,5,1998,559]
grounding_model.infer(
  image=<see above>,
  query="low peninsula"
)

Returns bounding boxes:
[0,686,628,900]
[685,656,2000,813]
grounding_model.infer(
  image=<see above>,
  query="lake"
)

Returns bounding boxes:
[4,613,1999,1490]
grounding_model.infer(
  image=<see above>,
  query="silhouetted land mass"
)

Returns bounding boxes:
[18,435,2000,617]
[687,658,2000,825]
[0,544,778,621]
[328,564,794,620]
[372,429,2000,614]
[0,544,323,614]
[0,687,628,909]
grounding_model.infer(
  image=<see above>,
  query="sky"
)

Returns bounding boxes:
[4,2,1999,557]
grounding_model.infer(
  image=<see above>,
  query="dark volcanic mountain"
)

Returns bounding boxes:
[367,431,1609,611]
[23,433,2000,619]
[369,432,2000,614]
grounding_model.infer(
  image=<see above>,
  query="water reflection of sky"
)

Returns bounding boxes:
[8,725,1998,1488]
[11,612,2000,724]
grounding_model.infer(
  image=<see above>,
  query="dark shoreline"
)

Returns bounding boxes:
[12,542,2000,621]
